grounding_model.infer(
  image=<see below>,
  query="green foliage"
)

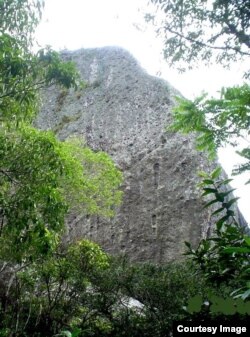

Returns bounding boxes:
[123,262,207,336]
[59,137,123,217]
[151,0,250,302]
[68,240,110,272]
[169,93,217,156]
[0,246,246,337]
[0,0,44,47]
[147,0,250,74]
[169,84,250,186]
[0,124,122,262]
[0,253,211,337]
[233,148,250,184]
[147,0,250,320]
[0,0,122,263]
[0,240,110,336]
[147,0,250,183]
[185,168,250,299]
[69,258,233,337]
[149,1,250,180]
[0,37,80,124]
[0,2,124,334]
[169,84,250,158]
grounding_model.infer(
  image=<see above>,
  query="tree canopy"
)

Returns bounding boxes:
[0,0,44,44]
[169,84,250,163]
[0,0,122,262]
[146,0,250,181]
[146,0,250,75]
[147,0,250,300]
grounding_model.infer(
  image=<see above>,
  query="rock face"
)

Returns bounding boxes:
[37,47,217,262]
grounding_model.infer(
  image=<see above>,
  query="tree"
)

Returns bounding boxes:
[0,0,122,263]
[185,168,250,299]
[0,254,218,337]
[147,0,250,179]
[0,0,44,46]
[146,0,250,75]
[146,0,250,300]
[0,128,122,262]
[0,239,110,336]
[169,84,250,180]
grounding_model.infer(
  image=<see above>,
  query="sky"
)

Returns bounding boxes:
[36,0,250,223]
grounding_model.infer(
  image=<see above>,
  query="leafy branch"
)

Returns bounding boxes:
[185,167,250,299]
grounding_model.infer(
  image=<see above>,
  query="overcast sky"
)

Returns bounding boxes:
[36,0,249,223]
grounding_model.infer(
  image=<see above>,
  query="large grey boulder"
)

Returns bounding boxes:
[36,47,220,262]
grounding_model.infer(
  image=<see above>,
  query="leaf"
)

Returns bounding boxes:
[212,207,225,216]
[213,190,232,203]
[198,171,209,178]
[241,289,250,300]
[223,247,250,254]
[202,188,217,196]
[217,179,233,187]
[211,167,222,179]
[71,328,82,337]
[55,332,72,337]
[184,241,191,248]
[225,197,240,209]
[216,216,229,230]
[244,236,250,246]
[202,179,214,185]
[219,189,236,198]
[204,199,218,208]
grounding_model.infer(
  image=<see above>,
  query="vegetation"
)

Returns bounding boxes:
[148,0,250,178]
[0,128,122,262]
[185,167,250,300]
[147,0,250,302]
[1,248,245,337]
[146,0,250,74]
[0,0,122,263]
[169,84,250,160]
[0,1,123,334]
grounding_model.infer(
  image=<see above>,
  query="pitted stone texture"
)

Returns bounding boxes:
[37,47,216,262]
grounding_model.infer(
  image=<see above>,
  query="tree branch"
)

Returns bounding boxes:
[165,27,250,57]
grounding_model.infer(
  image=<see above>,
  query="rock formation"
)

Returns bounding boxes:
[37,47,223,262]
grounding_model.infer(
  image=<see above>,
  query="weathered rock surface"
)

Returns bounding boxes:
[37,47,221,262]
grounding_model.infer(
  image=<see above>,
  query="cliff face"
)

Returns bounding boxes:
[37,47,216,262]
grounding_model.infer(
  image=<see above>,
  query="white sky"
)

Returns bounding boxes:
[36,0,249,224]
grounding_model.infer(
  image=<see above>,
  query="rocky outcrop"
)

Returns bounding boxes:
[37,47,219,262]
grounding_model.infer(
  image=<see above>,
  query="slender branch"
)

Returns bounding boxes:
[165,27,250,56]
[0,169,15,182]
[45,277,52,309]
[49,276,65,312]
[24,302,32,330]
[0,169,20,187]
[0,261,9,273]
[0,78,57,100]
